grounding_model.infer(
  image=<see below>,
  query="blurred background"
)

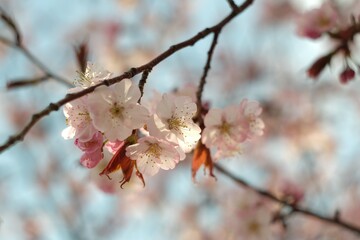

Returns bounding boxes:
[1,0,360,239]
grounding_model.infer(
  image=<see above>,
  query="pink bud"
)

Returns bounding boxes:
[339,67,355,84]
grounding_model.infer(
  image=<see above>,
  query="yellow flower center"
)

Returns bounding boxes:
[110,103,124,119]
[168,117,186,131]
[218,121,231,135]
[146,143,162,158]
[248,220,260,234]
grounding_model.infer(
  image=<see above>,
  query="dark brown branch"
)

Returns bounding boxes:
[138,68,152,102]
[226,0,238,10]
[195,31,220,126]
[214,163,360,236]
[6,75,50,89]
[0,7,21,45]
[0,0,254,153]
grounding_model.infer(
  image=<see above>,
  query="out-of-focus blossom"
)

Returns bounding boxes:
[238,99,265,138]
[126,136,180,176]
[339,66,355,84]
[62,96,97,142]
[87,79,150,141]
[296,2,339,39]
[279,180,304,205]
[148,94,201,153]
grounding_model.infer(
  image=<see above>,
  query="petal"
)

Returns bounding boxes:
[80,149,103,168]
[123,104,149,129]
[62,126,76,139]
[204,108,223,127]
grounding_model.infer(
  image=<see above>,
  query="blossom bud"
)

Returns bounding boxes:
[339,67,355,84]
[307,53,332,79]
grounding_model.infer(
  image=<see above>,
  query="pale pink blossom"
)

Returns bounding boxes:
[75,132,104,168]
[61,96,97,142]
[87,79,149,141]
[126,136,180,176]
[296,2,339,39]
[68,62,112,93]
[202,105,245,151]
[238,99,265,138]
[147,94,201,153]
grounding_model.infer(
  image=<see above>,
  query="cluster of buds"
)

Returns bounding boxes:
[62,63,265,188]
[296,1,360,84]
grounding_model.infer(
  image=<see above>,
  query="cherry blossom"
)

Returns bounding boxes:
[61,96,97,142]
[202,105,245,151]
[202,100,264,157]
[147,94,201,153]
[126,136,180,176]
[87,79,150,141]
[68,62,112,93]
[75,131,104,168]
[296,2,339,39]
[238,99,265,138]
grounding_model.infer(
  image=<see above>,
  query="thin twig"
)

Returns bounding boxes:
[226,0,238,10]
[0,0,255,153]
[195,31,220,126]
[214,163,360,236]
[19,46,71,86]
[6,75,50,89]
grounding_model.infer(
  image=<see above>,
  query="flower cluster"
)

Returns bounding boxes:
[296,2,339,40]
[62,63,264,187]
[296,1,360,84]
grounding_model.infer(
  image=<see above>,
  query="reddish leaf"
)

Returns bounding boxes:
[192,142,216,181]
[119,157,135,188]
[100,142,146,188]
[99,143,127,179]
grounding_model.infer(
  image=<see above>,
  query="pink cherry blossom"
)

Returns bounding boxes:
[80,149,103,168]
[147,94,201,153]
[68,62,112,93]
[202,105,245,151]
[74,131,103,153]
[296,2,339,39]
[75,131,104,168]
[238,99,265,138]
[126,136,180,176]
[61,96,97,142]
[87,79,150,141]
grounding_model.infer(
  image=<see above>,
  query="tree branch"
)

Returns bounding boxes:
[226,0,238,10]
[0,0,254,153]
[195,31,220,126]
[214,163,360,236]
[6,75,50,89]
